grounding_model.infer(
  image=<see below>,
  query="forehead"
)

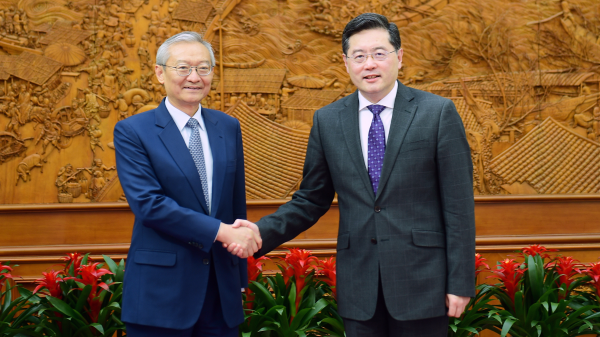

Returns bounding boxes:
[347,28,393,52]
[167,41,211,63]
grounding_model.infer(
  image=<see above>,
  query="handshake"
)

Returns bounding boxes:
[216,220,261,258]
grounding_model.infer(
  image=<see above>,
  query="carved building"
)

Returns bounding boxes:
[0,0,598,205]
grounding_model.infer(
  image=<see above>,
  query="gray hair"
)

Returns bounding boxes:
[155,31,216,67]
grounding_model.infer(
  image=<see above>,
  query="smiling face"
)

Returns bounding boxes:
[155,41,213,116]
[343,28,403,103]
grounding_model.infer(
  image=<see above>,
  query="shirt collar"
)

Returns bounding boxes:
[358,80,398,111]
[165,97,205,131]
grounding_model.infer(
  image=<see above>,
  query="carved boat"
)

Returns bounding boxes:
[540,93,600,121]
[0,131,27,164]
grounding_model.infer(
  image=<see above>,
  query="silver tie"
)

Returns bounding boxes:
[186,118,210,210]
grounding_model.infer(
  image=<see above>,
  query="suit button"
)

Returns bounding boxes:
[374,206,381,212]
[371,238,377,244]
[203,259,209,265]
[198,244,203,249]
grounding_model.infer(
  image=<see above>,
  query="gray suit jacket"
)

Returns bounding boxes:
[256,81,475,321]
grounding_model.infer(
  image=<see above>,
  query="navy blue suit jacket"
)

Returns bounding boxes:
[114,99,248,329]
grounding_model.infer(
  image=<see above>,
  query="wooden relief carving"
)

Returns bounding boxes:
[0,0,598,204]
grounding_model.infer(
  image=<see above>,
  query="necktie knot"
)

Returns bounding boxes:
[187,118,200,129]
[367,104,385,116]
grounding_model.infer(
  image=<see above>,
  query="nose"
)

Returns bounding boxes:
[186,68,202,82]
[364,55,377,69]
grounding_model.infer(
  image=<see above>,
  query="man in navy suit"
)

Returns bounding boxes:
[114,31,261,337]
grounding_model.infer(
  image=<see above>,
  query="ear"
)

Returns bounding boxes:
[343,54,350,74]
[397,48,404,70]
[155,64,165,84]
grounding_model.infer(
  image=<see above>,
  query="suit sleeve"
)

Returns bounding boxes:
[255,110,336,256]
[436,99,476,297]
[114,120,221,254]
[233,120,249,287]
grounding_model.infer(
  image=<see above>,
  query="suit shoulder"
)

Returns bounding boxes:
[405,86,454,107]
[320,94,352,112]
[115,107,156,129]
[203,108,240,127]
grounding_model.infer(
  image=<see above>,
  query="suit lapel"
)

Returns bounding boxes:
[156,102,210,214]
[340,91,374,200]
[376,81,417,200]
[203,108,225,216]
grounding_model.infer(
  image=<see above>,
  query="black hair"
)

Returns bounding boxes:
[341,13,401,55]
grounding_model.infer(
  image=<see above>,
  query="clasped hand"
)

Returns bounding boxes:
[217,220,261,258]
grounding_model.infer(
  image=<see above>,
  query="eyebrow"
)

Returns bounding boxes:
[350,46,388,54]
[173,60,211,64]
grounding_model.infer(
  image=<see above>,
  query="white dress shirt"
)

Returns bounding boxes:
[165,98,213,214]
[358,81,398,169]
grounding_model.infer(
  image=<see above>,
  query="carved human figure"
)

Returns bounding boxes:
[116,60,134,90]
[82,157,115,197]
[88,124,104,151]
[112,28,128,57]
[36,119,62,154]
[138,35,151,68]
[89,170,107,199]
[55,164,78,194]
[102,69,118,100]
[5,102,22,137]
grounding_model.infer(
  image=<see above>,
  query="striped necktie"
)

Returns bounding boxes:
[186,118,210,210]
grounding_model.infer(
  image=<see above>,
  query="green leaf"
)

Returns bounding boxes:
[103,255,118,274]
[90,323,104,334]
[75,285,92,313]
[465,327,479,335]
[288,282,297,318]
[501,317,517,337]
[46,296,87,323]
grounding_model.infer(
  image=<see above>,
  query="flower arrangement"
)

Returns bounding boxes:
[239,248,343,337]
[452,245,600,336]
[0,253,126,336]
[4,246,600,337]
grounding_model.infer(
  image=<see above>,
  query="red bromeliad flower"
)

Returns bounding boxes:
[77,262,113,323]
[315,257,337,298]
[0,262,14,289]
[245,256,270,310]
[62,253,92,276]
[488,259,526,304]
[475,253,490,276]
[277,249,318,313]
[248,256,270,283]
[585,262,600,298]
[552,256,582,290]
[278,248,318,290]
[519,245,558,260]
[33,270,65,299]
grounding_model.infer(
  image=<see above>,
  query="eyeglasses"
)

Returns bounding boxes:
[159,64,214,76]
[345,50,397,64]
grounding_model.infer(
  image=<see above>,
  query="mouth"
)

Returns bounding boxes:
[184,86,203,91]
[363,75,380,81]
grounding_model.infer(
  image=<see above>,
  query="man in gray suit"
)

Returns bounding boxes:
[231,13,475,336]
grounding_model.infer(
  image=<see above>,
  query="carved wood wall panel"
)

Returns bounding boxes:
[0,0,599,204]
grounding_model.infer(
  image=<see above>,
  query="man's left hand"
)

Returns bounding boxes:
[446,294,470,318]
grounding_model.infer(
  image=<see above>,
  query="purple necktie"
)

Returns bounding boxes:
[367,104,386,195]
